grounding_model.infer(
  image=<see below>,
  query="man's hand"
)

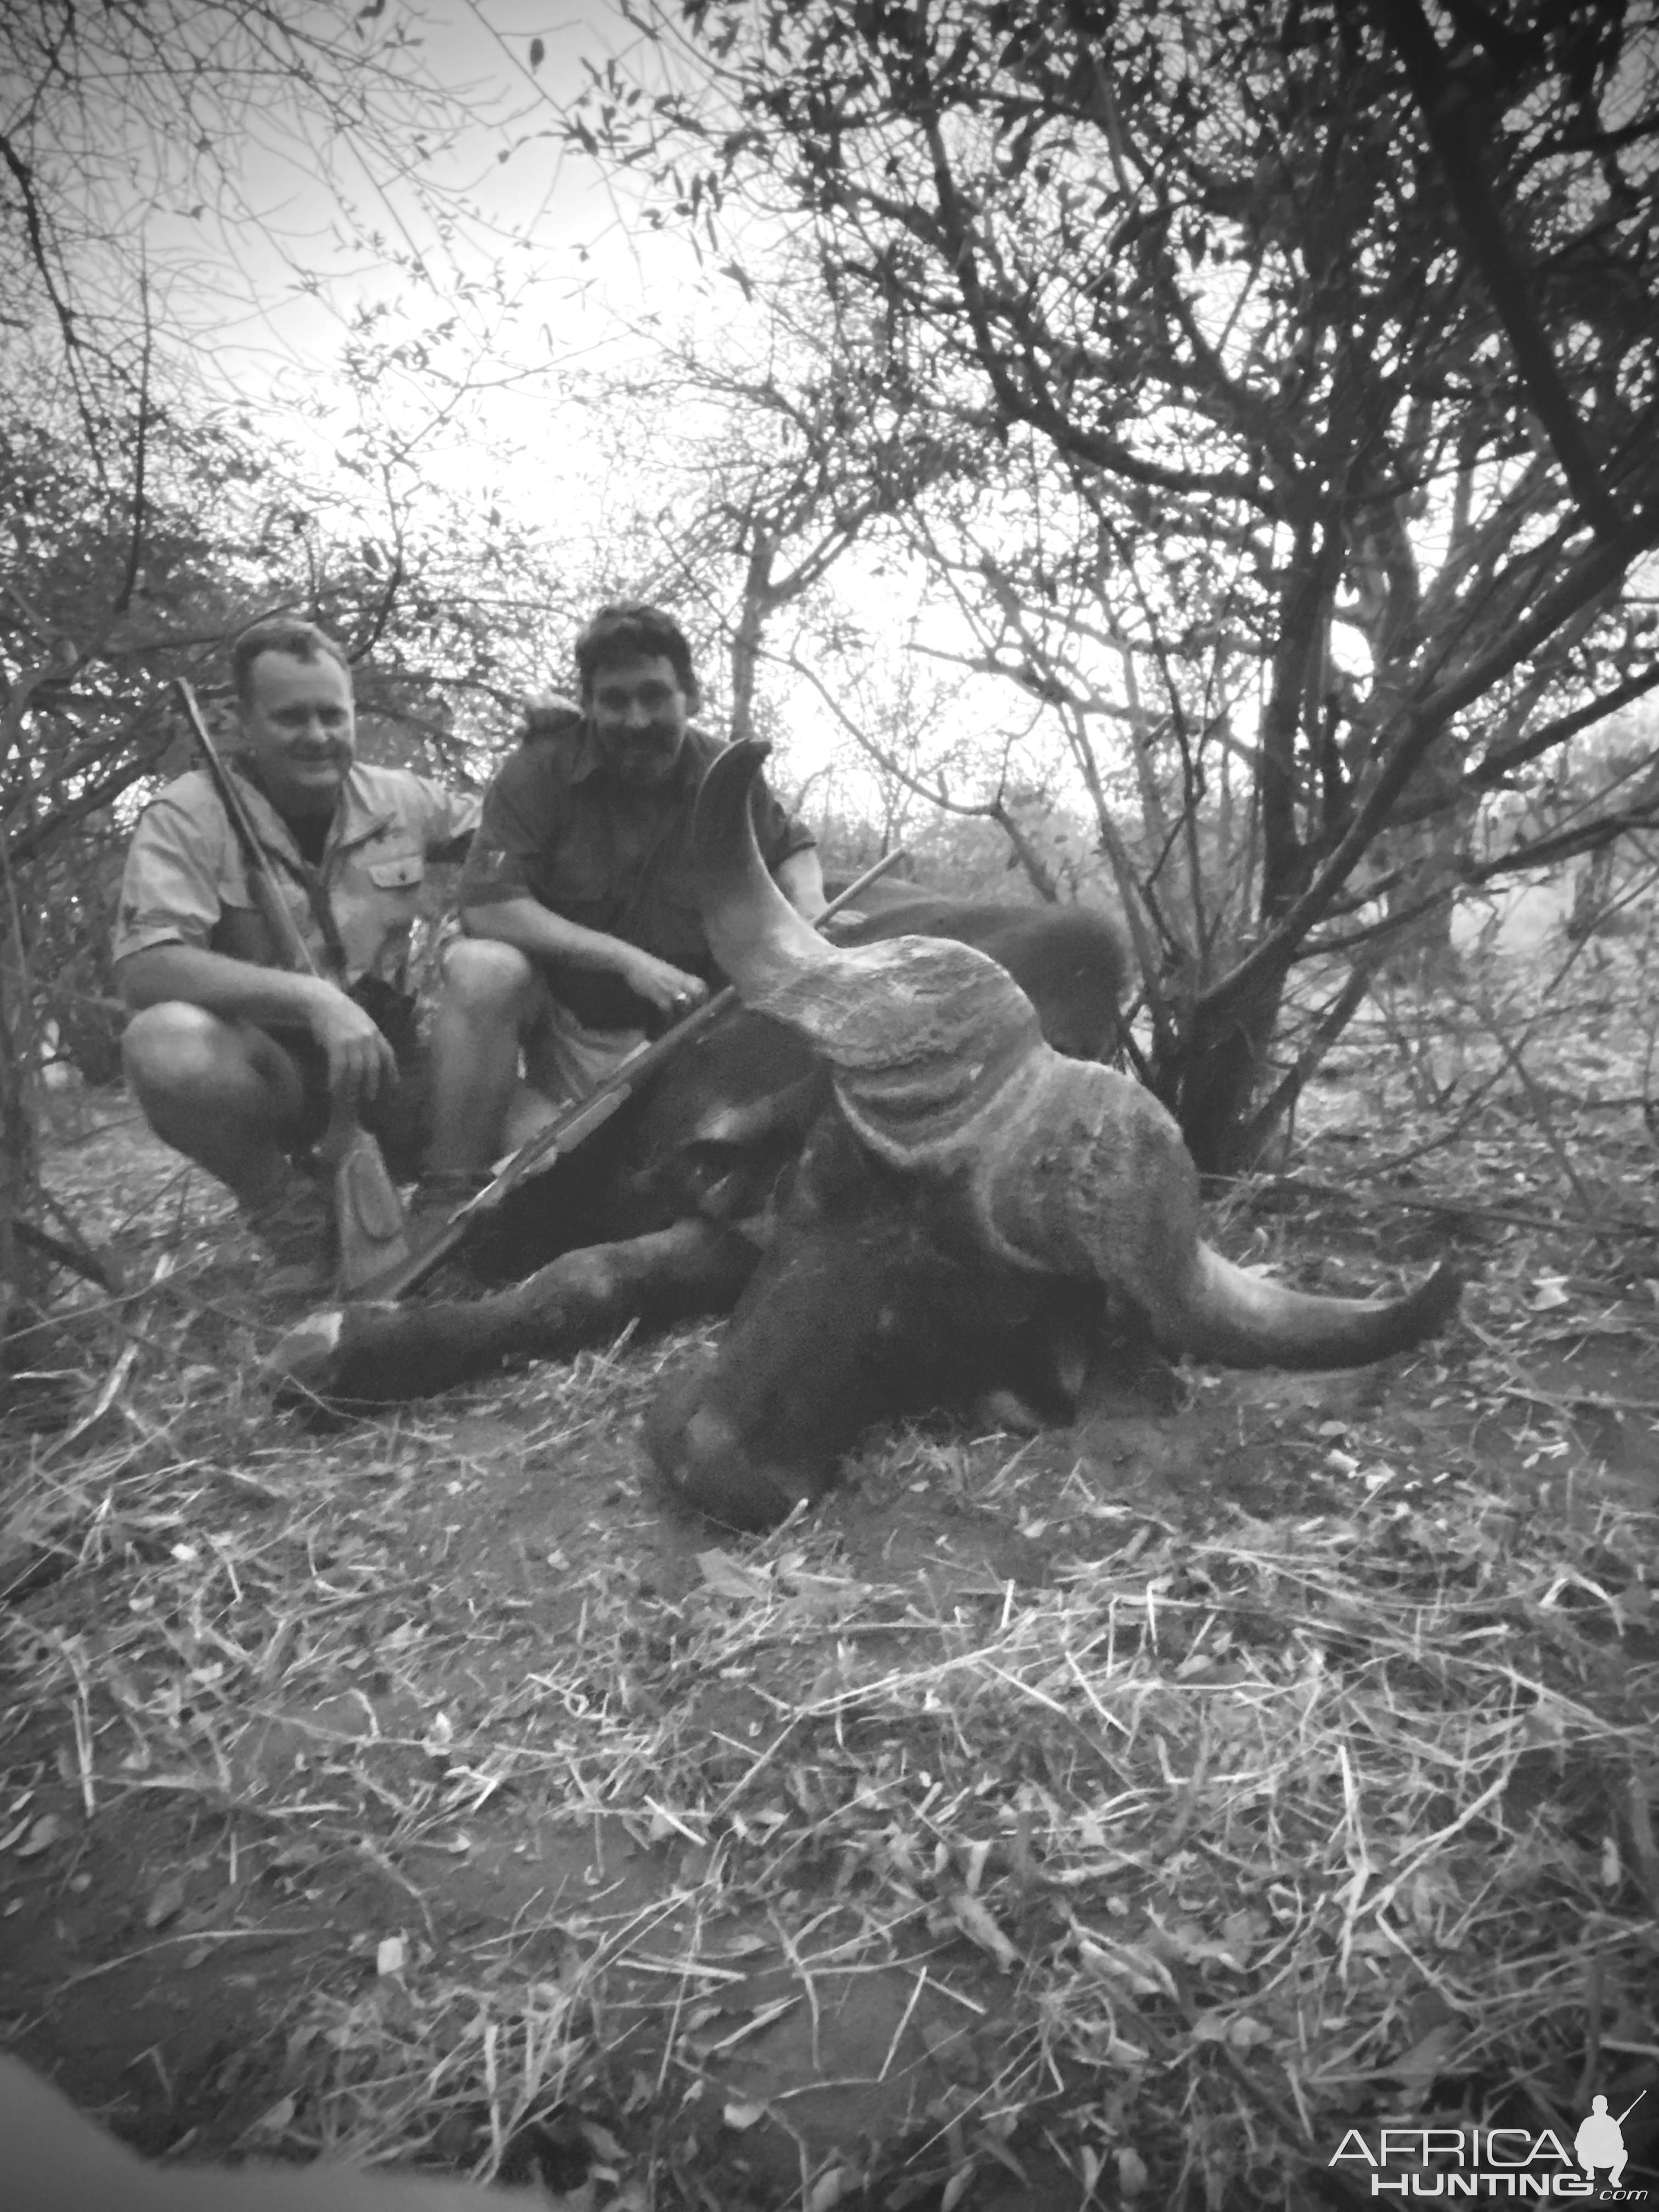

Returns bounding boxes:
[307,981,399,1109]
[617,948,709,1020]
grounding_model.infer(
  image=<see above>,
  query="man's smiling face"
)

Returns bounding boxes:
[586,652,692,789]
[237,648,356,821]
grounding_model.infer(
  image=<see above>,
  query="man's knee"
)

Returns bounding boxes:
[121,1001,238,1097]
[440,938,543,1027]
[123,1002,301,1124]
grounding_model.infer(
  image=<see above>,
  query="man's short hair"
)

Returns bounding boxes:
[230,618,351,703]
[574,602,698,702]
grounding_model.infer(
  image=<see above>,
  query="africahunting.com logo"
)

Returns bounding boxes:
[1330,2094,1649,2198]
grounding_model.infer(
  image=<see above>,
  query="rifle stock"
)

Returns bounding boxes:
[354,845,912,1305]
[172,679,413,1293]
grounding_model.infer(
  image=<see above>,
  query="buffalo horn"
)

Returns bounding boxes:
[693,743,1459,1369]
[694,742,1049,1165]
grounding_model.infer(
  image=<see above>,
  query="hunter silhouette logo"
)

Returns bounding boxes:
[1576,2095,1642,2192]
[1329,2089,1649,2197]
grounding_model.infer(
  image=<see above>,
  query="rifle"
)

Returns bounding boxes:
[173,679,413,1294]
[356,845,911,1304]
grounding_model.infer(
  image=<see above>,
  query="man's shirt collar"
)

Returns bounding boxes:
[231,759,396,859]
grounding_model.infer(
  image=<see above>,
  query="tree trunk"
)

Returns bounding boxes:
[1158,952,1294,1178]
[0,927,45,1341]
[729,527,775,746]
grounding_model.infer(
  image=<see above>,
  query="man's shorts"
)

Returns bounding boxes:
[522,996,647,1110]
[266,986,430,1181]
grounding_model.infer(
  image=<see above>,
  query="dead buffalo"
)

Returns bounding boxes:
[274,742,1458,1529]
[269,846,1132,1423]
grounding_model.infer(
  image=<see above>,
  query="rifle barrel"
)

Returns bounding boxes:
[361,844,912,1303]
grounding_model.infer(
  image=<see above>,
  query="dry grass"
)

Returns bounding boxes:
[4,1039,1659,2209]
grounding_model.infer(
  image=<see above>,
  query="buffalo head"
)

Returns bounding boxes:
[649,742,1461,1530]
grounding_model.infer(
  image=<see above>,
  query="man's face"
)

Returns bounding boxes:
[238,650,356,821]
[586,652,692,789]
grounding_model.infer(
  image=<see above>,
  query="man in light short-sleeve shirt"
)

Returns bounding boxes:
[115,618,479,1283]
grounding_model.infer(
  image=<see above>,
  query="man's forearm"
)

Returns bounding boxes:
[460,895,642,978]
[116,945,336,1032]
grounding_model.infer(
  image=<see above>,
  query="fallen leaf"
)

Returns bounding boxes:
[144,1872,187,1929]
[245,2094,295,2138]
[14,1814,64,1859]
[1220,1908,1265,1967]
[578,2119,624,2162]
[722,2100,766,2131]
[697,1549,772,1602]
[376,1935,406,1977]
[1389,2022,1459,2092]
[947,1888,1021,1971]
[1076,1934,1177,1999]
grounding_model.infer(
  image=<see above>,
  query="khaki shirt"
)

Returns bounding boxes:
[113,761,479,990]
[457,709,815,1030]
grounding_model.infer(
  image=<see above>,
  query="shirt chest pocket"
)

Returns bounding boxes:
[338,847,425,983]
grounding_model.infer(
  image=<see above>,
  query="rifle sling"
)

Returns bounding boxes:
[229,759,352,979]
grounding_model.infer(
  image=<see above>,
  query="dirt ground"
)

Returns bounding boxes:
[4,1031,1658,2209]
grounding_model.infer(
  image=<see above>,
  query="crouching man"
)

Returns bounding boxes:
[422,600,826,1189]
[115,619,480,1289]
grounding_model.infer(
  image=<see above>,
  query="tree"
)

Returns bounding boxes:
[0,2,531,1325]
[569,0,1659,1169]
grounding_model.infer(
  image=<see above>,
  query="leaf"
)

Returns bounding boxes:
[1220,1908,1266,1966]
[376,1934,405,1977]
[1389,2022,1459,2101]
[1118,2146,1149,2196]
[578,2120,625,2162]
[941,2164,976,2212]
[144,1872,187,1929]
[1076,1934,1177,1999]
[529,35,545,70]
[246,2094,296,2138]
[723,2100,766,2130]
[697,1549,772,1602]
[807,2171,850,2212]
[14,1814,64,1859]
[947,1888,1021,1971]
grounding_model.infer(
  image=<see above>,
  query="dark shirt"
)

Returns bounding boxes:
[457,707,816,1031]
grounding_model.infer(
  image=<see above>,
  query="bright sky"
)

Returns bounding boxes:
[170,0,726,512]
[50,1,1167,839]
[55,0,1649,879]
